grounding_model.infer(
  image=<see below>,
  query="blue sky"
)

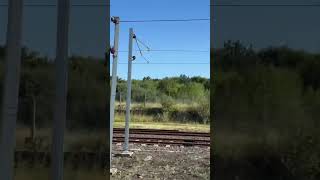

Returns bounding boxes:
[1,0,319,80]
[110,0,210,79]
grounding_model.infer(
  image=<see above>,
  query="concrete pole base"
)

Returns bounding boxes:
[120,150,134,157]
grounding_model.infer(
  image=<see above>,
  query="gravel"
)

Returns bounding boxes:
[111,143,210,180]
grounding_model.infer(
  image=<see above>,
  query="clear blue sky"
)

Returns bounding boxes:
[2,0,319,80]
[110,0,210,79]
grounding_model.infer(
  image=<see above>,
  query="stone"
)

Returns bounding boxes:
[144,155,152,161]
[110,168,118,175]
[130,148,141,151]
[120,151,134,157]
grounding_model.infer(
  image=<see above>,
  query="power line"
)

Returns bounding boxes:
[210,4,320,7]
[135,60,210,62]
[115,63,209,65]
[2,3,320,7]
[116,59,209,62]
[135,38,150,51]
[0,4,110,7]
[120,18,209,23]
[134,36,150,63]
[118,50,209,53]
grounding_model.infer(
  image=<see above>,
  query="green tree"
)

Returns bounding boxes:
[158,78,180,97]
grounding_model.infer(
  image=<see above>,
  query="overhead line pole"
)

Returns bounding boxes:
[123,28,134,154]
[110,16,120,169]
[51,0,70,179]
[0,0,24,179]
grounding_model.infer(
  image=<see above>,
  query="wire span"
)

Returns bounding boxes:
[120,18,209,23]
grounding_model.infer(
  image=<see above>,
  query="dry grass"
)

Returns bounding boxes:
[114,101,200,110]
[115,101,162,109]
[114,121,209,132]
[114,113,209,132]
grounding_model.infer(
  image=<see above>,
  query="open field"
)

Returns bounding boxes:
[114,113,209,132]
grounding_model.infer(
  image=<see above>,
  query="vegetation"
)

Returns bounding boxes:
[0,45,209,133]
[213,41,320,179]
[2,41,320,178]
[114,114,209,132]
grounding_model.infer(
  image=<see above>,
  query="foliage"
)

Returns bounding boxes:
[0,45,210,127]
[213,41,320,178]
[160,95,174,112]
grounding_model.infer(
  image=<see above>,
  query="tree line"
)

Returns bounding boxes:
[213,41,320,134]
[212,41,320,179]
[1,42,320,132]
[0,45,209,129]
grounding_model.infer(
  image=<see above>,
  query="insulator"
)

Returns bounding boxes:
[110,47,116,54]
[111,17,119,24]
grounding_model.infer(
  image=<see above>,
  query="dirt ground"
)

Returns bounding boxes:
[111,143,210,180]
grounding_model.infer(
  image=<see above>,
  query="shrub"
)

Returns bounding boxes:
[160,95,174,112]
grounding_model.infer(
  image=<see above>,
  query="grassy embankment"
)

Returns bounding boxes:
[14,101,209,152]
[114,101,209,132]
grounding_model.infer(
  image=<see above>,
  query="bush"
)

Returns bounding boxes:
[160,95,174,112]
[197,96,210,123]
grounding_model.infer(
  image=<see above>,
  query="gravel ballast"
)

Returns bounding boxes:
[111,143,210,180]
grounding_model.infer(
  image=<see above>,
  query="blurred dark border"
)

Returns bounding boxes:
[211,1,320,180]
[105,0,111,177]
[210,0,214,179]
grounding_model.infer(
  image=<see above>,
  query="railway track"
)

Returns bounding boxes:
[113,128,210,137]
[113,128,210,146]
